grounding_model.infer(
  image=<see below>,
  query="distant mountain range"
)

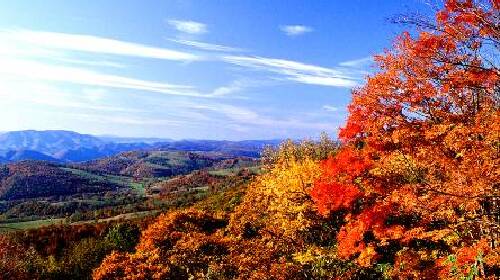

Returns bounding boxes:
[0,130,281,163]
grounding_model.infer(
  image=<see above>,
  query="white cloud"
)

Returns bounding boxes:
[29,96,140,113]
[0,82,142,113]
[0,57,205,97]
[190,103,333,131]
[211,83,243,97]
[322,105,339,112]
[223,56,360,88]
[289,75,357,87]
[53,57,126,68]
[70,112,185,126]
[1,29,199,61]
[209,79,269,97]
[339,56,373,68]
[169,39,243,52]
[280,25,313,36]
[167,20,207,34]
[82,88,108,102]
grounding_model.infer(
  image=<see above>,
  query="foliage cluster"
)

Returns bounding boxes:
[94,1,500,279]
[0,221,143,279]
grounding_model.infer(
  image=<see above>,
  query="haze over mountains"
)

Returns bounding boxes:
[0,130,281,163]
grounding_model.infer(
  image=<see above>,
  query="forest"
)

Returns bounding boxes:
[0,0,499,279]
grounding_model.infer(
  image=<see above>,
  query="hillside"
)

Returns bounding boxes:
[75,150,258,178]
[0,161,121,200]
[154,139,282,158]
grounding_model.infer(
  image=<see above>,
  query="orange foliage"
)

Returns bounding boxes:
[314,0,499,277]
[311,149,369,215]
[93,209,231,280]
[0,235,30,280]
[93,208,310,280]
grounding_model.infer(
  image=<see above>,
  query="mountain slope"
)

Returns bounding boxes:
[75,150,248,178]
[0,161,120,200]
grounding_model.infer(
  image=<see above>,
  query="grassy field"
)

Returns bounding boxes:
[208,166,262,176]
[0,218,65,233]
[62,167,147,194]
[72,210,160,225]
[0,210,160,233]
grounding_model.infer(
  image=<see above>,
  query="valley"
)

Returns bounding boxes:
[0,130,265,233]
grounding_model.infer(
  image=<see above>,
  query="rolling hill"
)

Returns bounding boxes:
[0,161,121,200]
[74,150,258,178]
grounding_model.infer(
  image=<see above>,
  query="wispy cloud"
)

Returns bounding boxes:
[223,56,360,88]
[70,112,186,126]
[53,57,126,68]
[211,82,245,97]
[28,95,142,113]
[0,57,205,97]
[1,29,199,61]
[339,56,373,68]
[0,82,143,113]
[280,25,313,36]
[82,88,108,102]
[167,20,207,35]
[169,39,243,52]
[209,79,271,97]
[190,103,334,131]
[322,105,339,112]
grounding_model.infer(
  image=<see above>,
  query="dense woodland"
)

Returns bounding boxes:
[0,0,499,279]
[0,161,121,200]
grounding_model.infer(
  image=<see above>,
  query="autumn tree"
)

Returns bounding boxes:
[93,209,232,280]
[93,138,345,280]
[312,0,499,278]
[0,235,30,279]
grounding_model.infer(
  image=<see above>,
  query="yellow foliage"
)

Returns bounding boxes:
[230,156,322,241]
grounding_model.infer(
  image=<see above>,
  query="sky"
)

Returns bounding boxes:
[0,0,433,140]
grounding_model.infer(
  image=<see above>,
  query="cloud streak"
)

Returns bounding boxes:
[322,105,339,112]
[189,103,334,131]
[338,56,373,68]
[223,56,360,88]
[70,112,186,126]
[1,29,199,61]
[169,39,243,52]
[208,79,271,97]
[0,57,205,97]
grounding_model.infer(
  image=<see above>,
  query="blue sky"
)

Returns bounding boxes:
[0,0,431,140]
